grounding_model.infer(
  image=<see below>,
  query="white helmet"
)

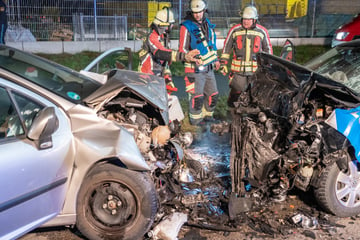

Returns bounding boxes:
[190,0,207,13]
[242,5,258,20]
[153,8,175,26]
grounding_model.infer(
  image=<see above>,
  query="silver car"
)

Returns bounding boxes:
[0,45,165,240]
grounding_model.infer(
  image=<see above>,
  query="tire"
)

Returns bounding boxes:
[76,164,157,240]
[314,160,360,217]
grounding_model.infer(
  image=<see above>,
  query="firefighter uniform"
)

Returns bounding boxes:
[179,0,220,125]
[220,6,272,107]
[139,8,199,94]
[138,27,184,76]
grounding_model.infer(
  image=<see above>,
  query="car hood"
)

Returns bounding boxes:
[249,53,360,118]
[83,69,169,122]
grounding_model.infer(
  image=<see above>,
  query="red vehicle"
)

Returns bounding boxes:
[332,13,360,47]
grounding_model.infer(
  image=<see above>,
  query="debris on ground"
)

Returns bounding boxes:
[146,119,352,240]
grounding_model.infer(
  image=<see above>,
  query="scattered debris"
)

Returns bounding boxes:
[50,27,73,41]
[150,212,188,240]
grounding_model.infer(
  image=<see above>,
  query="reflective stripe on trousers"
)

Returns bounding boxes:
[187,71,218,124]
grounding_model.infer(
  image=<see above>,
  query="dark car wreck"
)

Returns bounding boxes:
[229,40,360,219]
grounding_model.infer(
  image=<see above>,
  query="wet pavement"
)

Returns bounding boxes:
[21,129,360,240]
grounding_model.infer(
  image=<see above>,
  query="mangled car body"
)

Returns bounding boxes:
[0,45,186,240]
[231,40,360,217]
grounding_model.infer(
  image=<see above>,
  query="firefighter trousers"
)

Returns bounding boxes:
[186,71,218,125]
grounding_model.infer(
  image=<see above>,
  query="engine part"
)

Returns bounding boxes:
[151,125,171,147]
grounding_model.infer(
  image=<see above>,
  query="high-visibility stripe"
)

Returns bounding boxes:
[171,51,177,62]
[221,53,230,60]
[231,59,258,72]
[185,83,195,92]
[184,52,217,71]
[138,49,147,58]
[245,37,251,63]
[189,112,203,119]
[231,59,258,66]
[202,107,214,117]
[233,30,264,39]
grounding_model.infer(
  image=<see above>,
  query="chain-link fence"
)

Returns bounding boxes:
[4,0,360,42]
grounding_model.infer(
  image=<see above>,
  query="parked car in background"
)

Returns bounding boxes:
[230,39,360,217]
[332,13,360,47]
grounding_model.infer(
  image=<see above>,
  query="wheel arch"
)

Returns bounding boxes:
[44,157,147,227]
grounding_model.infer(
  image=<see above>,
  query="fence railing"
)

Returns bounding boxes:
[72,14,127,41]
[4,0,360,42]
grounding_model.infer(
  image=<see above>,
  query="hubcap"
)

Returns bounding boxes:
[90,182,137,227]
[336,160,360,208]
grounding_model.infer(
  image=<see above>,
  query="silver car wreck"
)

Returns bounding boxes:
[0,45,188,240]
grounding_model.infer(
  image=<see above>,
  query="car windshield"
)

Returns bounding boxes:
[305,45,360,95]
[0,46,102,103]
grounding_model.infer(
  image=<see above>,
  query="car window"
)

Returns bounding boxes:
[0,87,24,138]
[0,46,102,103]
[13,92,43,130]
[86,49,132,74]
[0,87,44,139]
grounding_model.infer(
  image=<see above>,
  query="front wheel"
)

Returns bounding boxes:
[76,164,157,240]
[314,160,360,217]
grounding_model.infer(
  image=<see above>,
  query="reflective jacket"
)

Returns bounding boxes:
[221,23,272,74]
[139,28,185,76]
[179,18,218,73]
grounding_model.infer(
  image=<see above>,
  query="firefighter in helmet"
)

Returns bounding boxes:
[220,5,273,107]
[139,7,199,94]
[179,0,220,125]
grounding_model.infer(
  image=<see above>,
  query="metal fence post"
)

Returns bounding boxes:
[80,13,85,41]
[311,0,317,37]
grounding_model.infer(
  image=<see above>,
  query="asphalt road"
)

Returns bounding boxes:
[19,211,360,240]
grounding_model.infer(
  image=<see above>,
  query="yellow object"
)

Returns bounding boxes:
[148,1,172,26]
[242,0,307,18]
[242,0,287,15]
[286,0,308,19]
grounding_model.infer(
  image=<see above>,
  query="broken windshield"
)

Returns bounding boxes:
[305,46,360,95]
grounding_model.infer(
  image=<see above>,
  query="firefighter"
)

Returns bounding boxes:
[139,7,200,95]
[179,0,220,125]
[220,5,272,107]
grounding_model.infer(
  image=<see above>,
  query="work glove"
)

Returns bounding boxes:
[220,64,228,76]
[219,59,228,76]
[164,74,178,95]
[184,76,195,94]
[184,49,200,63]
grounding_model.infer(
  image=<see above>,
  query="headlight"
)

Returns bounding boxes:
[335,31,349,40]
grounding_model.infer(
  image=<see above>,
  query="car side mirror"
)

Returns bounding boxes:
[28,107,59,149]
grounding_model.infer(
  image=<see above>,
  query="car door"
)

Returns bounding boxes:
[0,81,74,240]
[83,47,133,73]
